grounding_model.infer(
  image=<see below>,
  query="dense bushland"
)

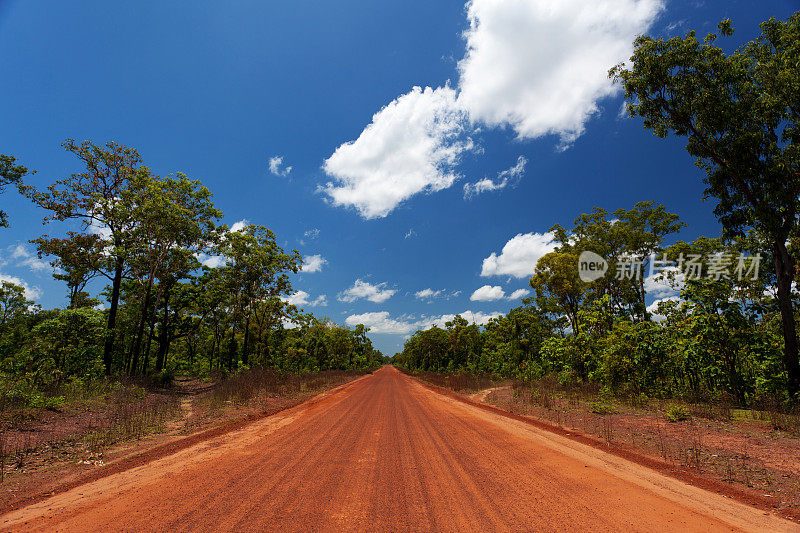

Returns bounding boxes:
[0,141,385,410]
[394,206,793,407]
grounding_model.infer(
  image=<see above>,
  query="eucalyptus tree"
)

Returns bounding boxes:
[218,224,301,368]
[529,250,587,334]
[126,172,221,374]
[611,15,800,396]
[0,282,33,329]
[22,140,145,374]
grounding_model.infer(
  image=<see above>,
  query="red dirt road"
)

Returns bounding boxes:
[2,367,797,532]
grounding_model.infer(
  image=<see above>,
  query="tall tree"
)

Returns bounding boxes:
[611,15,800,397]
[21,139,145,374]
[218,224,301,368]
[126,172,221,374]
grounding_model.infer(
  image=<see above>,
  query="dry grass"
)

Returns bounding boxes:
[403,370,501,393]
[414,369,800,514]
[0,367,369,483]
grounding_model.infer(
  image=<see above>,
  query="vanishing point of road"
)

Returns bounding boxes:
[2,366,797,532]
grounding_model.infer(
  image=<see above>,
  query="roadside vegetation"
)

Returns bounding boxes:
[395,13,800,416]
[0,142,386,485]
[395,13,800,514]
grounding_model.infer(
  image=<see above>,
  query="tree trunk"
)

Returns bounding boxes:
[102,255,124,375]
[242,312,251,366]
[227,326,237,370]
[774,239,800,400]
[143,315,155,374]
[155,287,172,372]
[130,277,154,375]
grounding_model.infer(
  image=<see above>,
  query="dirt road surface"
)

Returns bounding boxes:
[2,366,797,532]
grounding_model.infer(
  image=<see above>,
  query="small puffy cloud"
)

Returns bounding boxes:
[196,253,227,269]
[422,310,502,328]
[415,288,442,299]
[282,290,327,308]
[230,219,249,233]
[304,228,320,240]
[0,273,42,300]
[507,288,531,300]
[301,254,327,273]
[464,156,527,198]
[269,155,292,177]
[470,285,506,301]
[338,279,396,303]
[8,244,51,272]
[481,232,558,278]
[321,86,473,219]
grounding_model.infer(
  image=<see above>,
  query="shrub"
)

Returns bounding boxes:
[665,404,691,422]
[590,401,614,415]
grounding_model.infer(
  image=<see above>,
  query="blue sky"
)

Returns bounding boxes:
[0,0,797,356]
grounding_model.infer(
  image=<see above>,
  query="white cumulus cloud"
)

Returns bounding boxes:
[481,232,557,278]
[458,0,663,145]
[644,266,684,299]
[321,0,663,217]
[0,273,42,300]
[470,285,506,301]
[345,311,417,334]
[338,279,396,303]
[196,253,227,269]
[230,219,249,233]
[321,86,472,219]
[345,309,502,334]
[507,288,531,300]
[282,290,327,308]
[301,254,327,273]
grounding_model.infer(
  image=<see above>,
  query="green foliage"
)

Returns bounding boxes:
[611,13,800,397]
[0,154,32,228]
[589,401,615,416]
[0,139,385,412]
[397,202,796,408]
[665,404,692,423]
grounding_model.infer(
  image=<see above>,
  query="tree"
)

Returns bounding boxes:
[0,154,32,228]
[0,282,33,329]
[32,233,104,308]
[217,224,301,369]
[125,172,221,374]
[611,15,800,397]
[22,139,145,374]
[530,250,587,334]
